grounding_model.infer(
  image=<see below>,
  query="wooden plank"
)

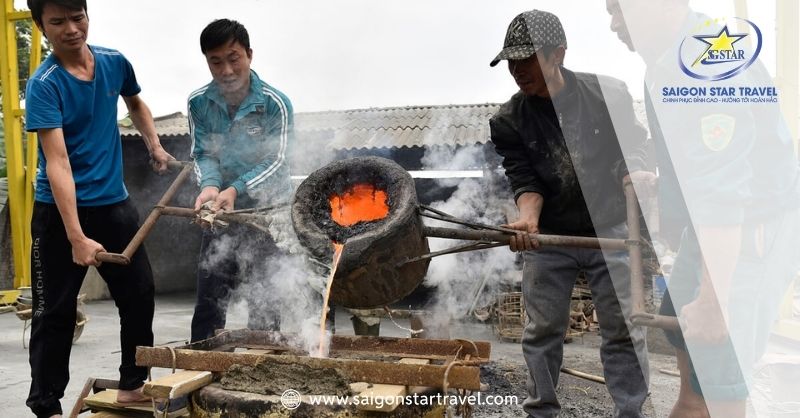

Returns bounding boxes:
[83,390,152,413]
[355,357,431,412]
[137,347,483,390]
[349,382,370,393]
[143,370,213,399]
[68,377,97,418]
[356,384,407,412]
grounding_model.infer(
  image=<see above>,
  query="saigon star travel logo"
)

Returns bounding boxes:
[679,18,762,81]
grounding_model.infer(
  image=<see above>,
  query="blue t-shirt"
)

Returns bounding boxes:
[25,45,141,206]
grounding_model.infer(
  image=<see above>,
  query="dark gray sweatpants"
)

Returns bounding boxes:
[521,223,649,418]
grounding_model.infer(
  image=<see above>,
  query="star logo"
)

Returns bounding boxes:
[678,18,763,81]
[692,26,747,67]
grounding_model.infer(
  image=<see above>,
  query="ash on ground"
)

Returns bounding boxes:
[475,359,617,418]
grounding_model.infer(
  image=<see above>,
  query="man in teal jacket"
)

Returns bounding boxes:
[188,18,294,342]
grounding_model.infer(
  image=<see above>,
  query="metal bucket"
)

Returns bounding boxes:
[291,156,430,308]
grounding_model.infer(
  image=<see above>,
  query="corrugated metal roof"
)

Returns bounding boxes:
[119,111,189,138]
[118,101,649,150]
[119,104,502,150]
[307,104,501,149]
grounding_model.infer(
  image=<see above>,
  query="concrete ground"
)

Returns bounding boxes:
[0,293,682,417]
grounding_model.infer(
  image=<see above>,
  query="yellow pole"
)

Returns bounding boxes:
[0,2,39,290]
[0,1,29,289]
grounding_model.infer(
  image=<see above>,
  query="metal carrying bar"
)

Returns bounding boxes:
[623,181,679,331]
[94,161,279,265]
[95,161,193,265]
[159,206,273,226]
[415,183,679,331]
[422,225,631,251]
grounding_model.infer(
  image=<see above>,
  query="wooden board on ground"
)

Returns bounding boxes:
[355,357,433,412]
[356,383,407,412]
[83,390,152,414]
[143,370,213,399]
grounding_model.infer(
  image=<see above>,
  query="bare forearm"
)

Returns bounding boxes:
[46,160,84,242]
[128,100,163,155]
[516,192,544,225]
[506,192,544,251]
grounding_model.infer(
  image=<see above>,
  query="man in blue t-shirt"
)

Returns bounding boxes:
[24,0,174,416]
[188,19,294,342]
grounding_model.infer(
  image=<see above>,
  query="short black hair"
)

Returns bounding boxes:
[200,19,250,55]
[27,0,87,28]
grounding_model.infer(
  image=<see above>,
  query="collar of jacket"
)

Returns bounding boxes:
[205,70,268,120]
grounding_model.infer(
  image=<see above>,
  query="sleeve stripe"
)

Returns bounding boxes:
[188,87,208,186]
[39,64,58,81]
[245,85,289,189]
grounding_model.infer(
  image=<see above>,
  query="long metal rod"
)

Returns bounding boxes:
[95,161,192,265]
[625,181,646,316]
[419,182,679,331]
[623,182,680,331]
[398,241,506,266]
[423,226,630,251]
[419,205,512,233]
[160,206,270,226]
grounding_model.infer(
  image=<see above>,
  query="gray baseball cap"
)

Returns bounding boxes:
[490,10,568,67]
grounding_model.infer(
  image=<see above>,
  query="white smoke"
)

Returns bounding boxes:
[420,143,520,327]
[197,109,361,357]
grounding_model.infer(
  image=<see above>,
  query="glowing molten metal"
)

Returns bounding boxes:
[329,184,389,227]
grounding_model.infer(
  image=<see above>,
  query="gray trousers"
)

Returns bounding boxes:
[521,224,649,418]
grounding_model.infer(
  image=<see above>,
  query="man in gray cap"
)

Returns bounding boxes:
[489,9,652,417]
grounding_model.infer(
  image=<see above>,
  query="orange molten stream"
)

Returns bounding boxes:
[329,184,389,227]
[319,242,344,357]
